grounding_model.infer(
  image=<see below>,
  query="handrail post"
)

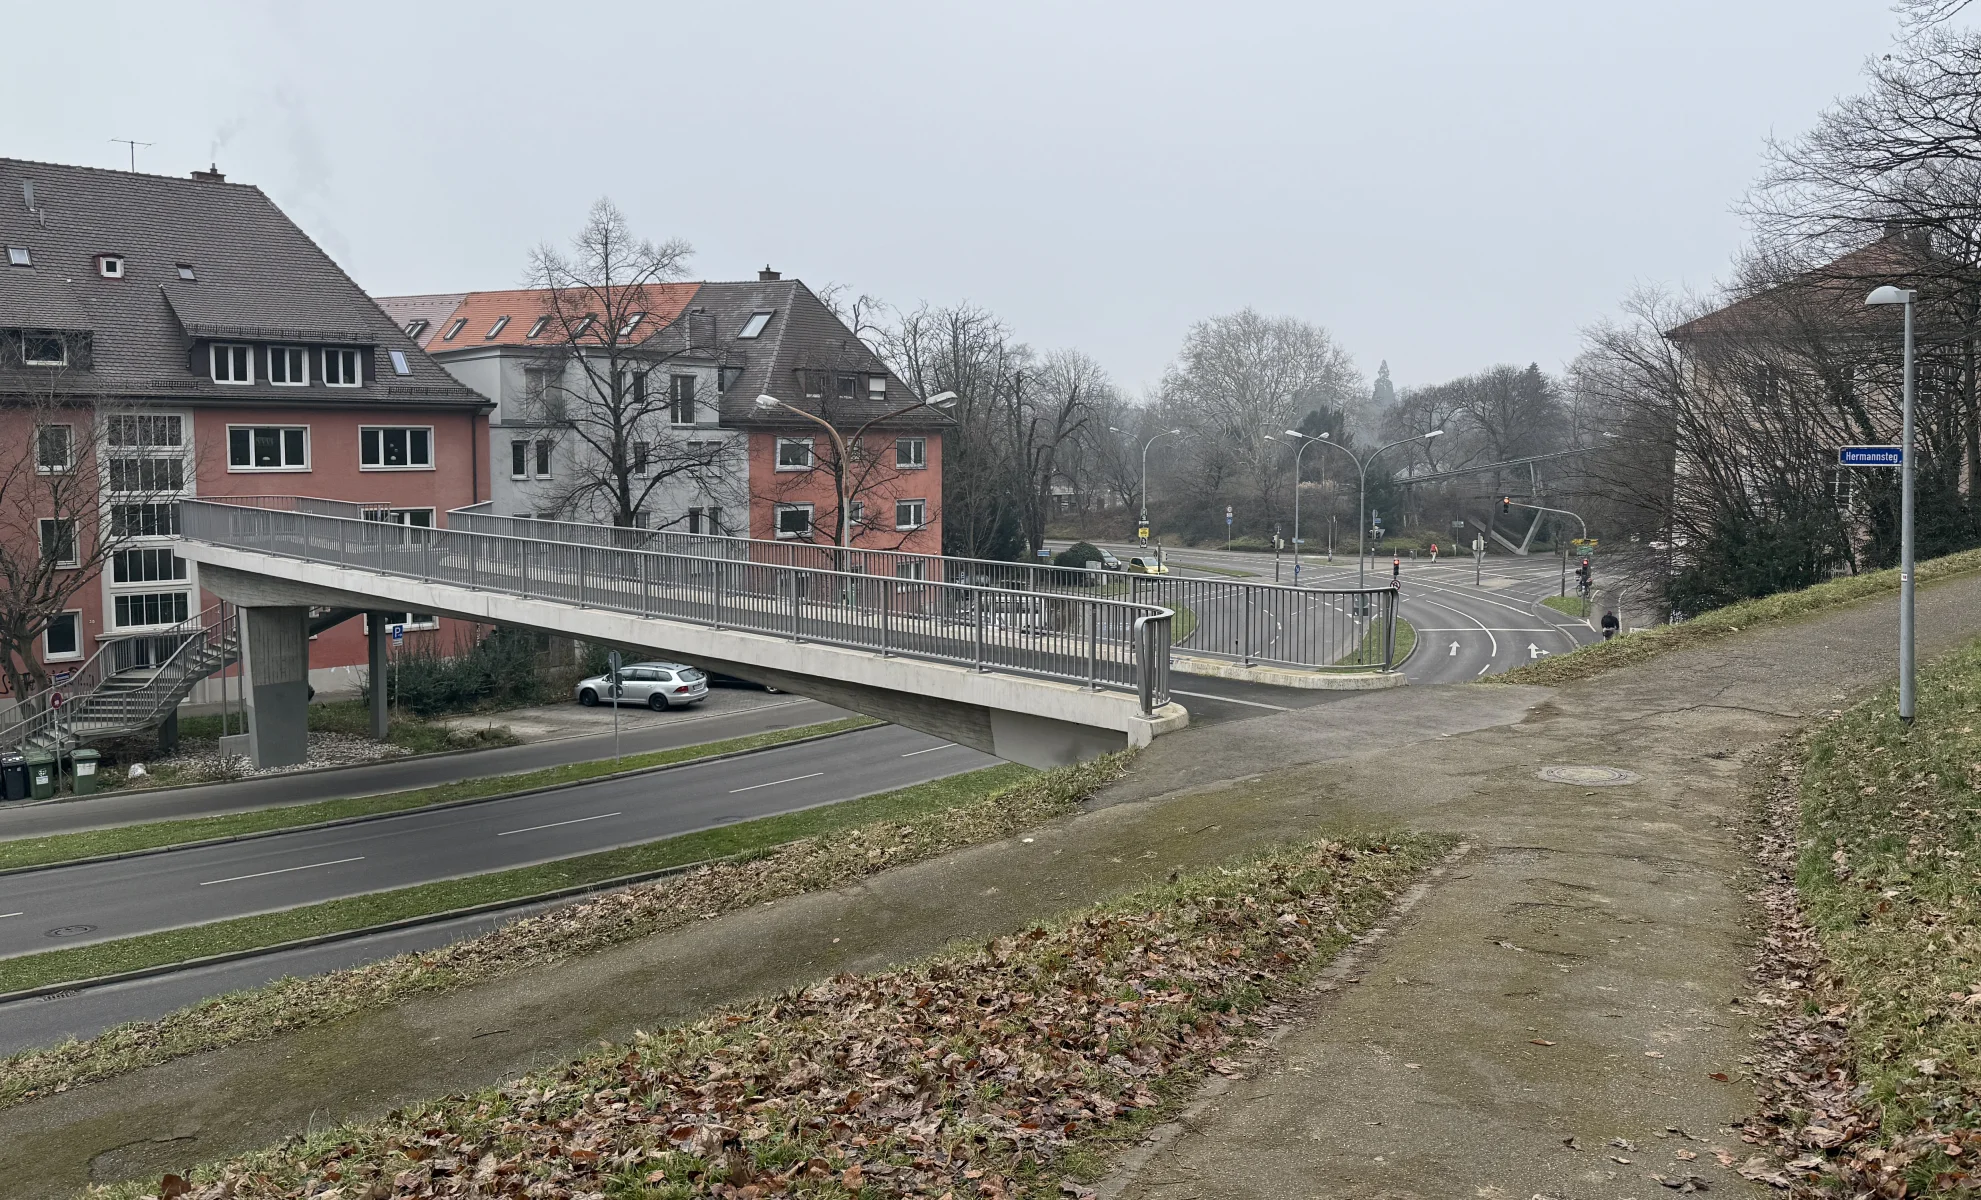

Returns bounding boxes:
[1385,586,1399,669]
[1088,603,1099,690]
[639,552,650,618]
[1242,593,1253,667]
[881,578,892,657]
[974,592,986,672]
[713,561,725,629]
[791,570,803,641]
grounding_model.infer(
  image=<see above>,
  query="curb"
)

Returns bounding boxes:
[0,851,758,1007]
[0,721,877,880]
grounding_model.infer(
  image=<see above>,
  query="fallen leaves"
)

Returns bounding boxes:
[121,835,1447,1199]
[1528,1039,1557,1047]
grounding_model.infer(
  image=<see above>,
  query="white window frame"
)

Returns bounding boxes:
[848,500,865,525]
[896,436,926,470]
[868,375,887,400]
[526,315,550,339]
[268,345,308,386]
[359,426,435,471]
[35,424,72,473]
[388,348,412,375]
[738,311,773,339]
[895,498,926,531]
[97,255,125,278]
[111,547,188,584]
[38,518,78,568]
[23,332,67,366]
[112,590,190,630]
[227,425,310,472]
[775,437,814,471]
[43,610,82,662]
[510,439,529,479]
[6,246,30,268]
[366,611,440,634]
[443,317,468,341]
[210,342,253,384]
[323,347,362,388]
[773,503,814,539]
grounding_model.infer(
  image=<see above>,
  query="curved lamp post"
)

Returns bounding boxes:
[1134,428,1185,541]
[1867,283,1918,720]
[1276,427,1443,590]
[754,390,955,547]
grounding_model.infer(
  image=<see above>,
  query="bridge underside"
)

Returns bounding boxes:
[192,554,1186,771]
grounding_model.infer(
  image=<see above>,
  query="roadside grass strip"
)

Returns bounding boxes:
[89,831,1448,1200]
[1334,616,1415,668]
[1540,594,1589,620]
[1491,544,1981,686]
[0,757,1126,1111]
[1740,636,1981,1193]
[0,717,877,872]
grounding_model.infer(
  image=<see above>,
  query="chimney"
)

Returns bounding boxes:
[758,265,781,281]
[191,163,226,183]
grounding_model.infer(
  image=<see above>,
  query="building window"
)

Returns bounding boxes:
[535,439,554,477]
[176,263,196,280]
[895,498,926,530]
[774,503,813,539]
[360,426,433,470]
[106,414,182,448]
[485,315,509,340]
[620,312,645,337]
[114,591,189,628]
[837,374,858,399]
[510,440,528,479]
[108,457,185,492]
[323,348,361,387]
[268,345,308,386]
[112,548,187,583]
[443,317,468,341]
[526,315,550,339]
[632,441,651,476]
[110,502,179,537]
[39,518,77,567]
[23,333,66,365]
[848,500,865,525]
[44,611,81,661]
[775,437,813,470]
[718,365,743,394]
[895,560,927,582]
[896,436,926,469]
[689,506,723,535]
[35,424,71,472]
[738,311,773,339]
[368,611,439,633]
[388,348,412,375]
[228,426,309,471]
[868,375,887,400]
[404,318,428,339]
[6,246,30,268]
[210,343,253,384]
[366,508,435,528]
[670,374,696,424]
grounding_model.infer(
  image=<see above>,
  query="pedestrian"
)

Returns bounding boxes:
[1430,542,1439,562]
[1601,610,1619,640]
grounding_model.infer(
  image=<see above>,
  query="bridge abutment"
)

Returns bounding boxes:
[238,606,311,769]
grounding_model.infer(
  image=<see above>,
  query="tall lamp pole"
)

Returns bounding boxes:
[1867,284,1918,721]
[1278,428,1443,590]
[755,390,957,547]
[1264,433,1323,584]
[1136,428,1185,541]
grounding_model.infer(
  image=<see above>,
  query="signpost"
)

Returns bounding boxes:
[1225,504,1233,550]
[1472,534,1485,586]
[1136,523,1150,542]
[1839,445,1902,467]
[607,650,623,766]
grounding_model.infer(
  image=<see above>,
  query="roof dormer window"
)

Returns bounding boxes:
[738,311,773,339]
[526,315,550,339]
[485,315,509,339]
[443,317,468,341]
[619,312,645,337]
[404,318,428,339]
[97,254,124,279]
[176,263,196,280]
[7,247,30,268]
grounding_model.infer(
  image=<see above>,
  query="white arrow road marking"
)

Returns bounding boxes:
[1448,640,1460,657]
[200,856,365,886]
[1528,643,1550,659]
[729,772,824,794]
[498,812,621,837]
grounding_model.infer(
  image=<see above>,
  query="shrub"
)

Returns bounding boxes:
[1054,541,1104,568]
[366,626,567,717]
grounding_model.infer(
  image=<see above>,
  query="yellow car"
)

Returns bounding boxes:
[1125,555,1169,574]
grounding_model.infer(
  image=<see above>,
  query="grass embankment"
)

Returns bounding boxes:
[1541,594,1589,620]
[1490,545,1981,687]
[1755,638,1981,1191]
[0,756,1138,1110]
[0,717,877,872]
[1336,616,1415,667]
[89,832,1449,1200]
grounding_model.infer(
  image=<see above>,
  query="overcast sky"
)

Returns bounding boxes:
[5,1,1913,397]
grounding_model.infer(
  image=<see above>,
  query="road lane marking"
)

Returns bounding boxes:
[729,772,825,793]
[1477,662,1494,676]
[1167,688,1289,711]
[901,745,958,757]
[1418,599,1498,660]
[200,856,365,886]
[1413,628,1555,633]
[497,812,622,837]
[0,912,22,920]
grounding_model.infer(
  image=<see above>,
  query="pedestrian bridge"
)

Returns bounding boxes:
[172,499,1188,770]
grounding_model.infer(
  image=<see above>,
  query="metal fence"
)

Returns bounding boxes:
[446,505,1399,671]
[181,501,1176,713]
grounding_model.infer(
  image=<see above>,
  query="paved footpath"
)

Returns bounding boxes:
[8,574,1981,1198]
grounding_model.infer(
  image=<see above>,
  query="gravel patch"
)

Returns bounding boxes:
[127,732,406,785]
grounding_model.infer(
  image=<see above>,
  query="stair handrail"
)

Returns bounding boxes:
[98,603,236,733]
[0,603,233,752]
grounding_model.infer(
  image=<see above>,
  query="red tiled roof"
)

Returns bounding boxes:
[1667,235,1935,342]
[384,285,702,352]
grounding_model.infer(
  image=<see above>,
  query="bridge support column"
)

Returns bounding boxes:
[367,612,389,742]
[239,606,310,769]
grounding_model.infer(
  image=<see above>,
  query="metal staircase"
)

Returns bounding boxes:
[0,603,239,755]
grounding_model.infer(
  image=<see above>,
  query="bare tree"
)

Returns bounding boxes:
[519,199,739,528]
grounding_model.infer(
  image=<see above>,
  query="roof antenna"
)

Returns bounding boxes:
[109,138,152,172]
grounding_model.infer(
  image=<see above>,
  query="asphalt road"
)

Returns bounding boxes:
[0,723,995,961]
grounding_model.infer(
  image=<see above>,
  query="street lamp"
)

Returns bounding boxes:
[1136,428,1185,541]
[1264,431,1325,584]
[1277,428,1443,590]
[1867,283,1918,721]
[754,389,957,548]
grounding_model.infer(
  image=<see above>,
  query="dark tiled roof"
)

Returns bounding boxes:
[373,292,466,348]
[0,158,484,408]
[1667,235,1935,342]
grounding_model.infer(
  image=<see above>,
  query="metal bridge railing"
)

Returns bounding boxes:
[444,507,1400,672]
[180,501,1176,713]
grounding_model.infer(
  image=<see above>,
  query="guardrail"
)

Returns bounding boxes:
[181,501,1176,713]
[445,507,1398,671]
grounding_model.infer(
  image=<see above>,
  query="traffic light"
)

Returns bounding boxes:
[1501,496,1511,514]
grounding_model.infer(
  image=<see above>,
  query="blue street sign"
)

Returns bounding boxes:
[1840,445,1902,467]
[390,624,404,642]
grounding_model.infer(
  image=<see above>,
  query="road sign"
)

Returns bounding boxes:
[1036,547,1050,559]
[1225,505,1233,525]
[50,692,64,710]
[1136,524,1150,540]
[1570,538,1599,553]
[390,623,405,643]
[1840,445,1902,467]
[608,650,622,672]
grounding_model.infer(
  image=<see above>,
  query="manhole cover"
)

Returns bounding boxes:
[1537,765,1642,787]
[43,924,97,938]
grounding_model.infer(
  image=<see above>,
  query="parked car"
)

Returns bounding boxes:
[574,661,709,710]
[703,671,782,693]
[1093,548,1124,571]
[1125,555,1169,574]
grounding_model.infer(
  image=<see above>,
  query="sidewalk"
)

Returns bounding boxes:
[6,573,1979,1198]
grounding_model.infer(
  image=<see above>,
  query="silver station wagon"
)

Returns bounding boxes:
[574,661,710,711]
